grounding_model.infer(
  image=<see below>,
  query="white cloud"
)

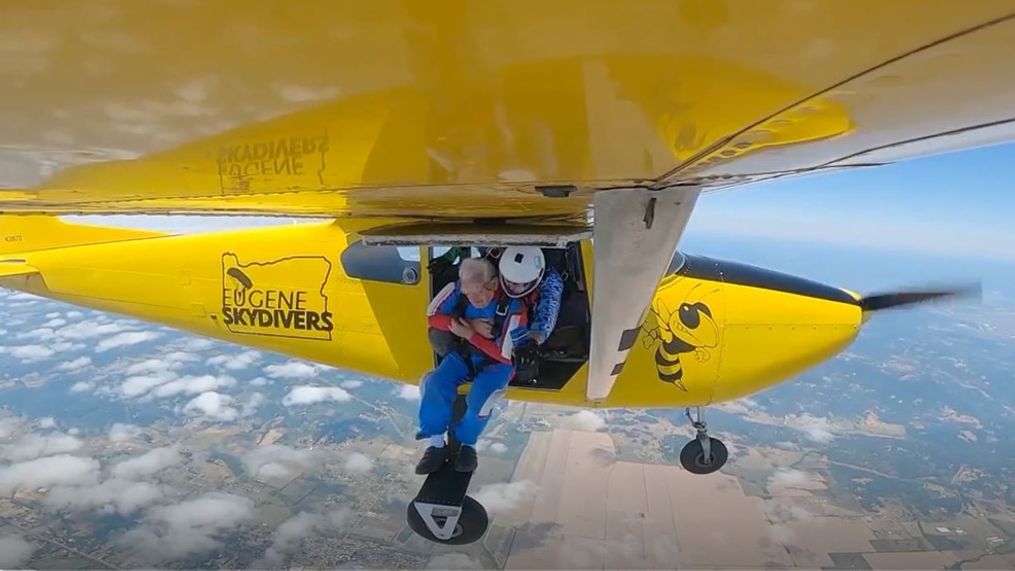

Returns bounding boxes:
[177,338,216,352]
[124,358,185,376]
[0,534,36,568]
[43,318,67,328]
[68,428,81,436]
[112,446,182,480]
[17,327,56,341]
[69,381,95,394]
[51,341,86,353]
[254,508,352,567]
[118,493,254,563]
[770,469,809,488]
[249,377,270,387]
[66,311,84,319]
[108,423,143,442]
[45,312,61,319]
[396,384,420,401]
[151,375,235,399]
[0,454,100,494]
[768,523,797,544]
[1,433,83,461]
[256,512,324,567]
[37,417,57,429]
[206,351,261,371]
[162,350,199,363]
[341,380,363,389]
[265,361,319,379]
[476,440,510,455]
[56,320,132,340]
[242,445,315,480]
[96,331,162,352]
[343,453,373,474]
[763,501,816,526]
[253,463,290,479]
[473,481,537,515]
[8,345,55,362]
[240,392,266,417]
[282,386,351,406]
[117,371,178,398]
[563,410,606,432]
[327,506,352,528]
[0,417,23,439]
[182,392,238,422]
[44,478,168,515]
[5,292,39,301]
[787,414,837,444]
[59,356,92,372]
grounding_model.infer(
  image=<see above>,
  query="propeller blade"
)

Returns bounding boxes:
[859,283,982,313]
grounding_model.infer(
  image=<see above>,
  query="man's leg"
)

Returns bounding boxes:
[415,353,469,474]
[453,362,512,472]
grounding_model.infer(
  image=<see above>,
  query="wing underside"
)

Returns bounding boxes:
[0,1,1013,219]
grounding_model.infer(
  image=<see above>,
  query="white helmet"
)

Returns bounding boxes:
[499,246,545,298]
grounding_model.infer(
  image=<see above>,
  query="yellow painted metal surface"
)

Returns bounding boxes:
[0,219,863,409]
[0,261,36,278]
[1,2,1013,217]
[2,219,437,383]
[591,272,861,408]
[0,215,163,255]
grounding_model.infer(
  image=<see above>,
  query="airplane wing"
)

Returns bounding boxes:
[3,2,1013,402]
[1,2,1013,219]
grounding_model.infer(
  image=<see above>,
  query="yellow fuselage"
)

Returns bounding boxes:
[1,217,862,409]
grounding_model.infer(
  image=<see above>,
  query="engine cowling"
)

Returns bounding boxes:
[609,254,862,407]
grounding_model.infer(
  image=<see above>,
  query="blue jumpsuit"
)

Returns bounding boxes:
[419,283,529,446]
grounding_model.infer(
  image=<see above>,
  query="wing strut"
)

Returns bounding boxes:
[586,187,700,401]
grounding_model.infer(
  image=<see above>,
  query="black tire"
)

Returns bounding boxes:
[406,495,489,545]
[679,437,728,475]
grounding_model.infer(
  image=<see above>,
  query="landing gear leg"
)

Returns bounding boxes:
[679,407,728,475]
[407,393,489,544]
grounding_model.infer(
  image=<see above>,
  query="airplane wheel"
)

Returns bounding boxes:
[407,495,488,545]
[679,437,728,475]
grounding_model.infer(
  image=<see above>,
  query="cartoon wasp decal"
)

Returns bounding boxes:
[641,284,720,391]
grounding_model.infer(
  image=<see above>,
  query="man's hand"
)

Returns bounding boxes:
[469,318,494,339]
[449,317,475,340]
[512,338,540,376]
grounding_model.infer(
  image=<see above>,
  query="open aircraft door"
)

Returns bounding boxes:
[359,221,594,395]
[360,220,594,544]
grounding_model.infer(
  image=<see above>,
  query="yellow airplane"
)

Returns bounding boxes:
[0,0,1008,544]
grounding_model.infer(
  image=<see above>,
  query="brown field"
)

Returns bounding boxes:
[493,428,1015,570]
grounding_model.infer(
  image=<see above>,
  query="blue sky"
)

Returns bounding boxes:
[688,142,1015,263]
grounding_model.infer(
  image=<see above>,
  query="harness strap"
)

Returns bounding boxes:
[451,293,517,379]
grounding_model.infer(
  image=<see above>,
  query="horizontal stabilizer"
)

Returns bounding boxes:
[0,215,165,256]
[0,260,38,278]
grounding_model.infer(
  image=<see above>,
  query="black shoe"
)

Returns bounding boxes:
[415,446,448,475]
[454,445,478,473]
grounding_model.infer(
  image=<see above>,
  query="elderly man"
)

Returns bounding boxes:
[416,257,530,474]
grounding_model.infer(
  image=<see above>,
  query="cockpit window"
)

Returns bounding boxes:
[667,251,687,275]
